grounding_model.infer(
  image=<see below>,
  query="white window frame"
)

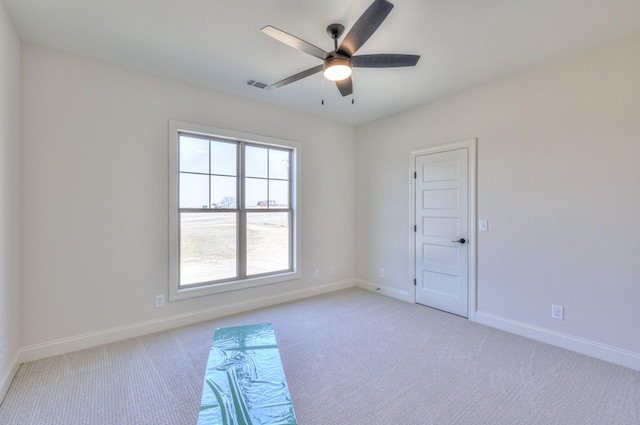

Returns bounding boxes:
[169,120,302,301]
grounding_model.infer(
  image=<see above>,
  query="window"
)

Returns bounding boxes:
[169,121,301,300]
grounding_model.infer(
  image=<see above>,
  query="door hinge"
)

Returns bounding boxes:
[414,225,417,232]
[414,278,417,286]
[414,171,417,179]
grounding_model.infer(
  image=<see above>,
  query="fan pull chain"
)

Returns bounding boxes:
[321,74,325,106]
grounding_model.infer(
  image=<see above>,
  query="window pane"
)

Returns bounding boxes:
[246,177,268,209]
[269,180,289,208]
[211,140,237,176]
[269,149,290,180]
[180,173,209,208]
[180,212,237,285]
[180,136,209,174]
[246,212,290,276]
[210,176,236,209]
[245,145,268,178]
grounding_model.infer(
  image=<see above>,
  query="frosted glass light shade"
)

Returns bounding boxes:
[323,58,352,81]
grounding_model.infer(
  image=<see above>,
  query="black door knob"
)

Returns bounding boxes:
[452,238,466,244]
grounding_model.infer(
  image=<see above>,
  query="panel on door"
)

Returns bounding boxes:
[415,148,468,317]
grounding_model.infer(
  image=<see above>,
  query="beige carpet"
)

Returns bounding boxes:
[1,288,639,424]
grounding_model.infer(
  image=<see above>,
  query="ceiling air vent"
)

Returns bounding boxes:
[246,80,269,90]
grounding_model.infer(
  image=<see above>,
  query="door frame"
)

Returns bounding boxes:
[410,139,477,321]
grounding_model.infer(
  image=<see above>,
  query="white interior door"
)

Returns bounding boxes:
[415,148,469,317]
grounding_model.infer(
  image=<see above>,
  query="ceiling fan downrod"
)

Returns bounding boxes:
[326,23,345,51]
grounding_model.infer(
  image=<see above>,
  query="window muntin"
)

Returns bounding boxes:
[169,121,300,300]
[179,137,237,210]
[245,145,291,210]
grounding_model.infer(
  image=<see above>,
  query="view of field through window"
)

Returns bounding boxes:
[177,133,292,287]
[180,212,290,286]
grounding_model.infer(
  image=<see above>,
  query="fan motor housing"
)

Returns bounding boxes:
[324,56,351,69]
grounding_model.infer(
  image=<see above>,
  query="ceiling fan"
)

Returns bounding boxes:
[261,0,420,97]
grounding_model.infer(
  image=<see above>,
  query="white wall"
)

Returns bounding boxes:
[19,43,356,359]
[0,0,21,399]
[357,34,640,369]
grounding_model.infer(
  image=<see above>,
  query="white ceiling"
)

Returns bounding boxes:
[4,0,640,126]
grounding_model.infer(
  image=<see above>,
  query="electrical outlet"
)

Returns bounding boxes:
[329,266,335,276]
[155,294,165,308]
[379,268,385,278]
[314,269,320,278]
[551,304,564,320]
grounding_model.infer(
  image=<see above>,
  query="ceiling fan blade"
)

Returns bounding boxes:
[351,54,420,68]
[261,26,328,60]
[336,77,353,97]
[337,0,394,57]
[271,64,324,88]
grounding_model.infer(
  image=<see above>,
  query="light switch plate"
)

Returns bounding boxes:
[479,219,488,232]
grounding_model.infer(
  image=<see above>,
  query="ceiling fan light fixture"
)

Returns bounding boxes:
[323,57,352,81]
[263,0,419,96]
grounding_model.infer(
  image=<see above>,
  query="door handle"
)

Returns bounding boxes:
[451,238,466,244]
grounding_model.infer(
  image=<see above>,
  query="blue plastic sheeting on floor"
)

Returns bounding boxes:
[197,323,298,425]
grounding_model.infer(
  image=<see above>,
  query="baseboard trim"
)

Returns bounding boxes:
[19,280,356,364]
[476,311,640,371]
[356,279,413,303]
[1,352,21,403]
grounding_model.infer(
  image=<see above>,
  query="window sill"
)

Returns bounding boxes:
[168,270,302,302]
